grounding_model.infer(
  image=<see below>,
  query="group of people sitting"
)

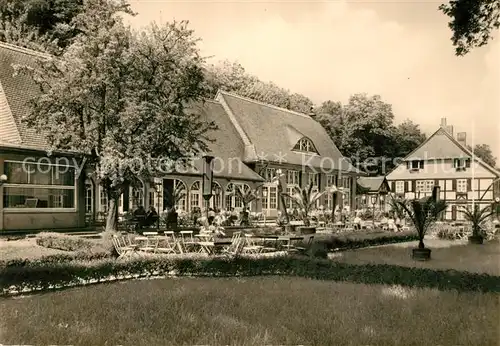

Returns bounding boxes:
[350,212,403,231]
[132,205,158,229]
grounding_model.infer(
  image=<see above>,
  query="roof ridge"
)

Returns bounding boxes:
[0,41,51,59]
[218,89,312,119]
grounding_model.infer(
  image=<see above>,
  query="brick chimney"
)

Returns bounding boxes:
[440,118,454,136]
[456,132,467,147]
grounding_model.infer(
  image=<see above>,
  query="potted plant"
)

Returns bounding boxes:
[232,185,261,226]
[282,183,326,234]
[398,197,447,261]
[461,204,493,244]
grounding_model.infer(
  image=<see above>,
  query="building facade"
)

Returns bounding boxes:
[386,118,500,221]
[1,42,359,231]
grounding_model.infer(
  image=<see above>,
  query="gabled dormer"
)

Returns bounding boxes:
[292,137,318,154]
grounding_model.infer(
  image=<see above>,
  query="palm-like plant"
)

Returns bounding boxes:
[461,204,493,239]
[389,196,408,221]
[165,183,186,211]
[398,198,448,249]
[232,185,261,226]
[282,183,326,227]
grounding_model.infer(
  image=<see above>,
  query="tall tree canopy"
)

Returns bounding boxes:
[204,60,314,113]
[440,0,500,56]
[0,0,86,53]
[16,0,215,230]
[468,143,497,167]
[316,95,426,175]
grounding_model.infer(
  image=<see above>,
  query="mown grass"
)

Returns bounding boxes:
[1,277,498,345]
[331,239,500,275]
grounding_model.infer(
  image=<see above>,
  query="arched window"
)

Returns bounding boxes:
[130,180,144,210]
[85,179,94,215]
[211,181,223,210]
[225,183,251,210]
[190,181,201,211]
[174,179,187,211]
[292,137,318,154]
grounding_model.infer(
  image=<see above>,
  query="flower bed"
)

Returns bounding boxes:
[1,255,499,296]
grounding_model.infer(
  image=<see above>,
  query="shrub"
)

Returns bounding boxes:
[436,227,467,240]
[1,255,499,296]
[36,232,114,257]
[318,231,418,251]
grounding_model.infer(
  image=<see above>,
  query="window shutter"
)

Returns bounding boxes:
[406,161,411,170]
[419,160,424,169]
[391,181,395,192]
[467,179,471,191]
[451,205,457,220]
[403,181,408,192]
[453,159,458,168]
[407,181,412,192]
[466,159,471,168]
[452,179,456,191]
[412,180,416,192]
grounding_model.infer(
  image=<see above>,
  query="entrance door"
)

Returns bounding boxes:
[262,185,278,217]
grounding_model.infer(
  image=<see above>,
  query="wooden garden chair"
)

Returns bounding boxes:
[155,231,178,255]
[112,235,138,259]
[242,233,263,254]
[137,231,159,253]
[222,231,243,256]
[179,230,197,253]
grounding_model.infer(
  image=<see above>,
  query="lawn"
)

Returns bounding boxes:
[0,277,498,345]
[0,237,72,261]
[330,238,500,275]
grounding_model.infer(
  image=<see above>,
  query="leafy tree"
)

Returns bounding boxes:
[439,0,500,56]
[0,0,86,53]
[468,143,497,167]
[204,60,314,113]
[393,119,427,158]
[16,0,216,231]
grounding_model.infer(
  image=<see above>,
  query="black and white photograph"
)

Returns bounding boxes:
[0,0,499,344]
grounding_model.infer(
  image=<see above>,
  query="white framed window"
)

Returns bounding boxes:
[341,177,351,207]
[326,174,337,187]
[407,160,424,170]
[286,185,299,209]
[416,180,434,193]
[85,179,93,214]
[3,160,77,210]
[308,173,319,188]
[264,168,276,182]
[174,179,187,211]
[98,185,108,214]
[286,170,300,185]
[456,179,467,193]
[225,183,251,210]
[293,137,318,154]
[190,181,201,211]
[395,181,405,194]
[453,158,468,169]
[211,182,223,210]
[130,181,144,210]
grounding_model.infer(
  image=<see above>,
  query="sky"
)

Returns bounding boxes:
[125,0,500,162]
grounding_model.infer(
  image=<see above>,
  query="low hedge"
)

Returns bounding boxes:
[36,232,114,257]
[1,255,499,296]
[310,231,419,252]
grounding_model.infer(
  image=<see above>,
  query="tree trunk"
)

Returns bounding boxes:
[330,193,338,223]
[277,184,290,224]
[105,196,119,232]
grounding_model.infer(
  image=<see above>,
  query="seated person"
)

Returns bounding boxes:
[133,205,147,229]
[144,206,158,227]
[353,215,362,230]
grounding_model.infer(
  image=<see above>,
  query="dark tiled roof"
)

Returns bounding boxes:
[0,42,49,150]
[217,91,360,173]
[178,100,264,181]
[357,176,388,192]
